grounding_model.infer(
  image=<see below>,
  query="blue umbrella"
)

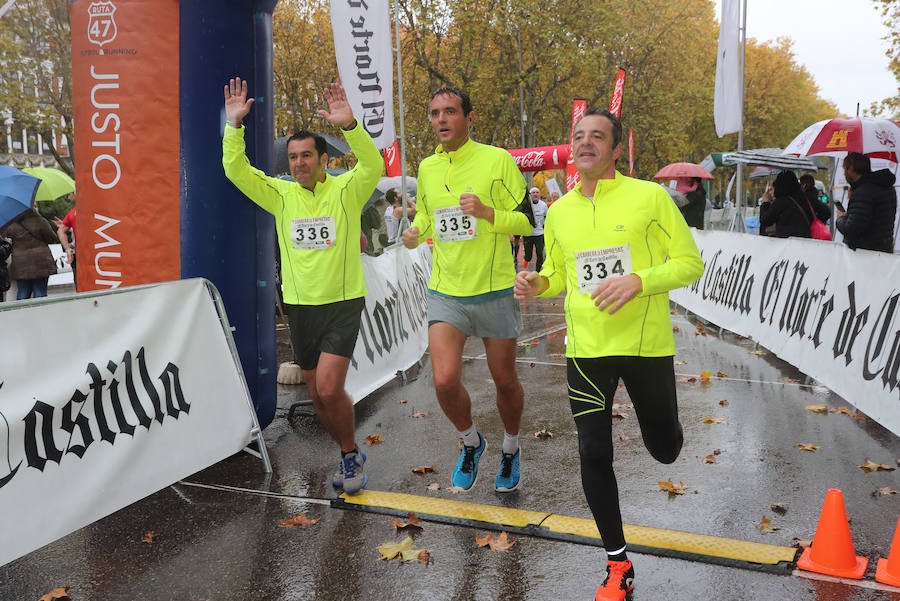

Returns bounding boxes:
[0,165,40,229]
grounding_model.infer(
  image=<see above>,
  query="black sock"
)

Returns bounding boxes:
[341,447,358,459]
[607,550,628,563]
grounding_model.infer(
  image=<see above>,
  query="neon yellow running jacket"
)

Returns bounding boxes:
[222,122,381,305]
[412,138,532,296]
[538,172,703,357]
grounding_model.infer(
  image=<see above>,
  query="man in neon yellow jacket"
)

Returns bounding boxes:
[515,108,703,601]
[222,78,381,494]
[402,87,534,493]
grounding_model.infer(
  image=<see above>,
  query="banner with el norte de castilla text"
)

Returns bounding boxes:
[670,230,900,436]
[346,244,432,402]
[0,279,258,567]
[330,0,395,150]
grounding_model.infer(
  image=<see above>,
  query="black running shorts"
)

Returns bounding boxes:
[285,297,366,370]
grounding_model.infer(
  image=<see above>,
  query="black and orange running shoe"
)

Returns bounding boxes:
[594,559,634,601]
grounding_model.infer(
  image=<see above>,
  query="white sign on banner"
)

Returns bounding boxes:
[330,0,395,150]
[714,0,741,137]
[670,230,900,436]
[346,244,431,401]
[0,279,258,566]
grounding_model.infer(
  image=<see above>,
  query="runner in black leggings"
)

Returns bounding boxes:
[567,356,682,556]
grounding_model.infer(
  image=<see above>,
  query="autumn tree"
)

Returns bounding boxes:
[870,0,900,118]
[0,0,73,175]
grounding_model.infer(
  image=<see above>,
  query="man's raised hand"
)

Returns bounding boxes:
[224,77,254,127]
[318,82,356,129]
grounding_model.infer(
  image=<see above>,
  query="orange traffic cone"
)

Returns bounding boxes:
[876,514,900,587]
[797,488,868,579]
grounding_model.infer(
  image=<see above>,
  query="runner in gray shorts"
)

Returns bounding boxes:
[427,291,522,340]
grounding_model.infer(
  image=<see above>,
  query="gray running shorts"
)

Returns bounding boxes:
[427,292,522,340]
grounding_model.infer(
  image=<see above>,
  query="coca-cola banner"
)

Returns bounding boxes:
[507,145,569,172]
[670,230,900,437]
[330,0,394,149]
[609,68,626,118]
[566,99,587,191]
[0,279,258,566]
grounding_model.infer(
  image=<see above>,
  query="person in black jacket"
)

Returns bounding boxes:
[799,174,831,221]
[677,177,706,229]
[760,170,829,238]
[836,152,897,253]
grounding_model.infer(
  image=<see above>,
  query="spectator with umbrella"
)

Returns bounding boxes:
[760,170,828,239]
[0,166,56,299]
[836,152,897,253]
[652,162,714,229]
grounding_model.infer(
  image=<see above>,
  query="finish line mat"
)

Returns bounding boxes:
[334,489,798,574]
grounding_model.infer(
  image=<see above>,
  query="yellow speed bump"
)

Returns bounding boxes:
[336,490,798,574]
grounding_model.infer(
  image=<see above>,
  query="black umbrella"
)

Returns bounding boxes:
[274,133,351,175]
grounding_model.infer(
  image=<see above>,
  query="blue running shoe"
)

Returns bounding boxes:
[495,448,520,492]
[341,450,368,493]
[452,432,486,490]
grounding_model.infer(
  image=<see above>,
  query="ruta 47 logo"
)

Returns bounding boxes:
[88,1,117,47]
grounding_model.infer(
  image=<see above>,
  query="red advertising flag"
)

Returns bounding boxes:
[565,99,587,191]
[628,128,635,177]
[383,139,401,177]
[609,68,626,118]
[71,0,180,291]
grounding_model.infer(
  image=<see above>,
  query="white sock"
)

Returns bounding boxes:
[459,424,480,447]
[502,431,519,454]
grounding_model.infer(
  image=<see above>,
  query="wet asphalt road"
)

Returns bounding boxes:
[3,290,900,601]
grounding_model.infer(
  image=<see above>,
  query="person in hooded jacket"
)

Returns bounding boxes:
[0,206,57,299]
[836,152,897,253]
[759,170,829,239]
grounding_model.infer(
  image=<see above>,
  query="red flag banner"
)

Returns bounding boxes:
[565,99,587,191]
[609,68,626,118]
[383,140,401,177]
[628,128,634,177]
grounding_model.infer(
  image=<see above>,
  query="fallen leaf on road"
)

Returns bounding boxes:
[658,480,688,495]
[716,371,728,378]
[760,515,780,533]
[280,513,321,528]
[861,459,896,473]
[673,327,680,333]
[873,486,898,497]
[533,428,553,439]
[831,406,852,415]
[378,536,427,562]
[719,399,729,406]
[446,486,464,493]
[851,412,867,420]
[398,399,408,404]
[392,513,423,532]
[701,454,717,464]
[752,349,766,355]
[411,465,436,475]
[792,538,812,549]
[797,443,821,452]
[700,370,713,381]
[426,482,440,491]
[611,411,628,419]
[674,360,686,365]
[785,378,800,384]
[417,549,433,565]
[678,376,697,383]
[769,503,788,515]
[531,338,539,344]
[38,588,70,601]
[476,531,516,552]
[618,433,629,441]
[804,404,828,414]
[702,416,726,424]
[365,434,384,445]
[613,402,634,409]
[142,531,156,543]
[412,410,429,418]
[529,362,535,368]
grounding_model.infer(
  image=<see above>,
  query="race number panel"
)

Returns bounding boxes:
[434,206,477,243]
[291,216,336,250]
[575,245,632,294]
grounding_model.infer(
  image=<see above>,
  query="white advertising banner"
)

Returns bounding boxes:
[670,230,900,436]
[330,0,395,150]
[714,0,741,137]
[346,244,431,401]
[0,279,257,566]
